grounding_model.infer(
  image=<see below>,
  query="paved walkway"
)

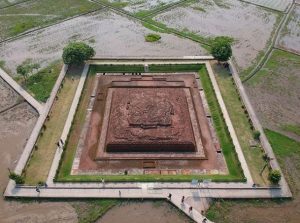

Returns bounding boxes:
[0,67,43,113]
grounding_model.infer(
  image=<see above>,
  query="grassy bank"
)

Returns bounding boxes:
[24,62,62,102]
[56,64,244,182]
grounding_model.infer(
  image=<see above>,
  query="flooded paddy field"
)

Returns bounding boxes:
[98,201,194,223]
[245,49,300,140]
[0,0,100,41]
[0,10,206,76]
[242,0,292,12]
[278,5,300,54]
[154,0,280,70]
[104,0,180,13]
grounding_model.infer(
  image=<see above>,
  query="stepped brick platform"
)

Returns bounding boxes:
[73,73,226,174]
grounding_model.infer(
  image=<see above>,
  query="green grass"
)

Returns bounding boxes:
[24,62,62,102]
[199,66,244,180]
[145,33,161,42]
[212,62,269,185]
[56,64,244,183]
[0,0,101,40]
[72,199,119,223]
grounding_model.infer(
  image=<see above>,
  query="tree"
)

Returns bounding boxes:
[268,169,281,185]
[253,130,261,140]
[210,36,233,62]
[62,42,95,65]
[16,59,40,82]
[9,172,25,185]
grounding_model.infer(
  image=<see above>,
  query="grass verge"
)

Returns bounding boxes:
[56,64,244,182]
[23,66,82,185]
[211,62,269,185]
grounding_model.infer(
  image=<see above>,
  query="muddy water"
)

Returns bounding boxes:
[154,0,278,69]
[98,201,193,223]
[278,5,300,54]
[0,10,206,76]
[109,0,180,13]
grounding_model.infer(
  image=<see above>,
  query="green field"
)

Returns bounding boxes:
[0,0,101,40]
[56,64,244,183]
[24,62,62,102]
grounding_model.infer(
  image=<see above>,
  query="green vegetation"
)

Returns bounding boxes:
[16,59,40,81]
[268,169,281,185]
[73,199,119,223]
[23,66,82,185]
[56,64,244,183]
[212,62,269,185]
[0,0,101,40]
[24,62,62,102]
[9,172,25,184]
[210,36,233,62]
[145,33,161,42]
[253,130,261,140]
[62,42,95,65]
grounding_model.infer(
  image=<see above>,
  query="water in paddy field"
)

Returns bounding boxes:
[97,201,194,223]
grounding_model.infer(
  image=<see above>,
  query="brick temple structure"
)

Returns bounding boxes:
[73,73,227,175]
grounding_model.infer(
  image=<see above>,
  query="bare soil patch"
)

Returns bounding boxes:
[98,201,194,223]
[0,77,23,112]
[245,49,300,140]
[154,0,279,69]
[0,10,206,76]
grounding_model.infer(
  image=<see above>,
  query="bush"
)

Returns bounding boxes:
[9,172,25,185]
[62,42,95,65]
[145,33,161,42]
[210,36,233,62]
[253,130,261,140]
[268,170,281,185]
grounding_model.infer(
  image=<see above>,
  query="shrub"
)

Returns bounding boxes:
[9,172,25,185]
[62,42,95,65]
[210,36,233,62]
[268,170,281,185]
[253,130,261,140]
[145,33,161,42]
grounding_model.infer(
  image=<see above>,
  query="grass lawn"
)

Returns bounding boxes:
[0,0,101,40]
[56,64,244,182]
[23,62,62,102]
[23,66,82,185]
[211,61,269,185]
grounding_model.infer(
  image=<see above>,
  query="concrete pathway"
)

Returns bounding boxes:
[0,67,43,113]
